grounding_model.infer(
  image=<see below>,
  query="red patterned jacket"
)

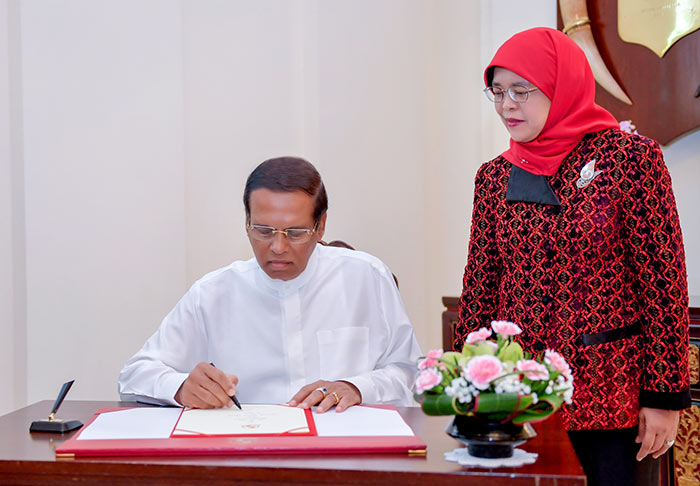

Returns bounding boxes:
[454,128,691,431]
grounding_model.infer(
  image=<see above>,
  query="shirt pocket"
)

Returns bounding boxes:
[317,326,370,380]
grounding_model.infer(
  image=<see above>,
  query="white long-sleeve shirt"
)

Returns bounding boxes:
[118,244,422,406]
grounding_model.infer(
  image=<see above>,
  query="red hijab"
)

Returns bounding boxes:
[485,27,618,176]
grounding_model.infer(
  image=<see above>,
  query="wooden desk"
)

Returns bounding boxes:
[0,400,585,485]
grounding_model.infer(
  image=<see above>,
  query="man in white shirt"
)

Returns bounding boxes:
[118,157,422,413]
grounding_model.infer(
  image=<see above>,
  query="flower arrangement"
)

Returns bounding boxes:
[415,321,574,425]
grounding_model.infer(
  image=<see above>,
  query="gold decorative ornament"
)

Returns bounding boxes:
[563,18,591,35]
[674,405,700,486]
[618,0,700,58]
[689,344,699,385]
[559,0,633,105]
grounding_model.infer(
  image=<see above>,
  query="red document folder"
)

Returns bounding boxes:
[55,405,427,458]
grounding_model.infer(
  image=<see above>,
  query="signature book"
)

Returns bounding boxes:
[55,404,427,458]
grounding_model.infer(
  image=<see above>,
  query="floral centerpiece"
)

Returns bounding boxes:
[416,321,574,458]
[416,321,573,424]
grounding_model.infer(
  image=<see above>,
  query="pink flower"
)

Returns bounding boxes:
[491,320,522,337]
[417,349,443,369]
[545,350,573,380]
[465,327,492,344]
[416,368,442,393]
[464,355,503,390]
[517,359,549,381]
[418,357,437,369]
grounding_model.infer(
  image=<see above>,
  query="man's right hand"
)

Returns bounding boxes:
[174,362,238,409]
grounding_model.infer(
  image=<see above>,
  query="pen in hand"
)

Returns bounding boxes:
[209,362,242,410]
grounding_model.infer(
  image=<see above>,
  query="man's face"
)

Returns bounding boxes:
[247,188,326,281]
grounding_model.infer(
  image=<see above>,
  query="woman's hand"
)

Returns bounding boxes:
[635,407,680,461]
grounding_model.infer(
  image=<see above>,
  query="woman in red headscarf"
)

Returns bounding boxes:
[454,27,690,486]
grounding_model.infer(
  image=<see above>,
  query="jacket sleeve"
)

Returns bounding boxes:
[622,138,691,410]
[455,163,503,351]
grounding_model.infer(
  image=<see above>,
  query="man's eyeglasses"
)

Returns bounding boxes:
[484,86,540,103]
[247,222,318,244]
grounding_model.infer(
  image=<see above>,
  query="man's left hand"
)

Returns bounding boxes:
[289,380,362,413]
[635,407,680,461]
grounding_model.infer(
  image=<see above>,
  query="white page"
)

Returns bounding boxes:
[172,404,310,436]
[77,407,182,440]
[313,406,416,437]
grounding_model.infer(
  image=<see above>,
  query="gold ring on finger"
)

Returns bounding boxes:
[331,392,340,405]
[314,387,328,398]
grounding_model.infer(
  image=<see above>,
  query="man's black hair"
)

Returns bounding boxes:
[243,156,328,222]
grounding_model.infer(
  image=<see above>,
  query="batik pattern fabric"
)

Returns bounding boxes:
[455,128,691,431]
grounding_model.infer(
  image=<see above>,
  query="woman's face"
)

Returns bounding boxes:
[492,67,551,143]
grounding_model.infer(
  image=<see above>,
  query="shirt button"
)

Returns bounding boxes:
[541,296,553,304]
[546,250,556,259]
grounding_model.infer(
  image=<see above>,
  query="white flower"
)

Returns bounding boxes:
[445,377,475,404]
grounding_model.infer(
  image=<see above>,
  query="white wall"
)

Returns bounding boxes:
[19,0,188,406]
[0,0,15,414]
[1,0,698,414]
[183,0,305,280]
[664,129,700,306]
[1,0,27,415]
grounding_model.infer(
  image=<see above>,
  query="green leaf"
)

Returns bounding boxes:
[509,394,565,425]
[473,393,533,414]
[539,394,564,411]
[440,352,463,369]
[461,345,475,358]
[419,393,461,415]
[497,341,524,362]
[472,342,497,356]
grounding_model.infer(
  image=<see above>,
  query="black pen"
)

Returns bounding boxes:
[209,362,242,409]
[49,380,75,421]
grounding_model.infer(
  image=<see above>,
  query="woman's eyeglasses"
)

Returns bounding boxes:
[484,86,540,103]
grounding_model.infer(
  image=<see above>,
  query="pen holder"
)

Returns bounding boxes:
[30,418,83,433]
[29,380,83,434]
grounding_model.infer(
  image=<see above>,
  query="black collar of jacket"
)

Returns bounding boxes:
[506,165,561,206]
